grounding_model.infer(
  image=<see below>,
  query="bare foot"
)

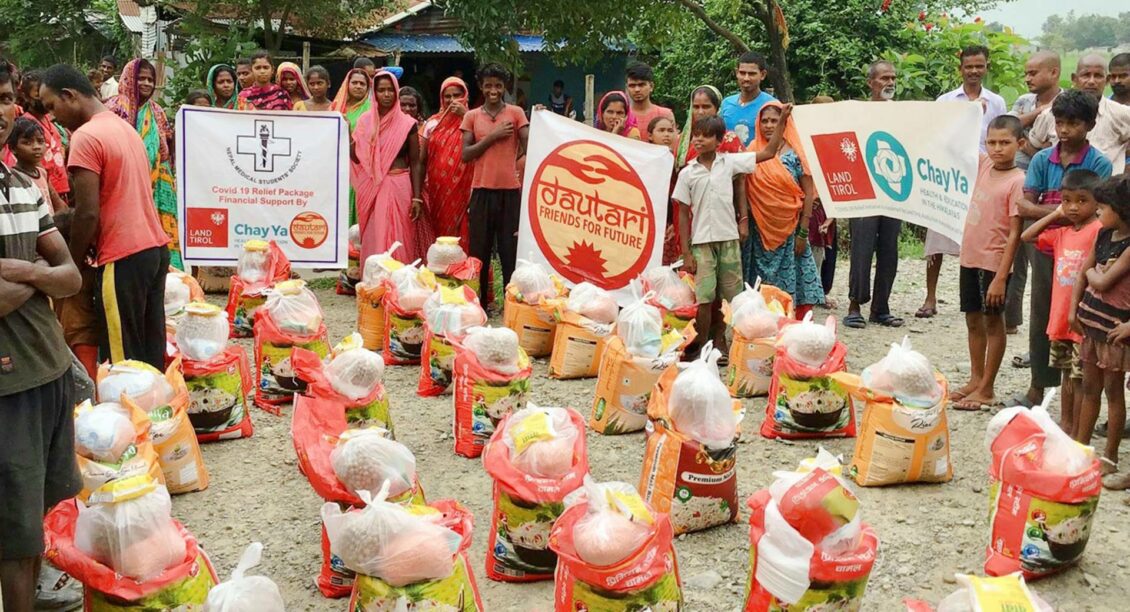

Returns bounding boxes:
[953,392,997,411]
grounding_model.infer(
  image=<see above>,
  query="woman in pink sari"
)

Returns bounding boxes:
[352,70,433,263]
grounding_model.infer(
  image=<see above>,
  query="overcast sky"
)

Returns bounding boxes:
[975,0,1124,39]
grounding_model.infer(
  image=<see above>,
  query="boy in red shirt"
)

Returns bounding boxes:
[1022,169,1103,437]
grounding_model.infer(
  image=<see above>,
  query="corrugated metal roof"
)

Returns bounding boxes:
[361,33,544,54]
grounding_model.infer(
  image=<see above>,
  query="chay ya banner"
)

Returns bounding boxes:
[518,110,673,304]
[176,107,350,267]
[792,101,981,243]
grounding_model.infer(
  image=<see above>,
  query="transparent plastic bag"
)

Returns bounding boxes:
[777,312,837,369]
[175,303,230,362]
[330,429,416,499]
[391,260,433,312]
[861,336,942,407]
[565,476,653,567]
[423,286,486,339]
[642,261,695,310]
[463,326,521,375]
[204,542,286,612]
[426,236,467,273]
[321,484,462,586]
[236,240,271,285]
[567,282,619,325]
[669,342,740,449]
[326,337,385,401]
[74,485,186,582]
[935,573,1053,612]
[731,282,785,339]
[615,285,664,358]
[74,401,136,463]
[164,273,193,317]
[263,280,324,335]
[985,389,1095,475]
[362,242,404,286]
[511,257,557,304]
[349,225,362,252]
[97,361,174,412]
[503,404,580,478]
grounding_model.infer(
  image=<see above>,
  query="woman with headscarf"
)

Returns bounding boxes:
[331,68,372,226]
[207,64,240,109]
[352,70,432,264]
[594,91,641,140]
[276,61,312,110]
[106,58,183,270]
[745,101,823,318]
[422,76,474,251]
[676,85,743,168]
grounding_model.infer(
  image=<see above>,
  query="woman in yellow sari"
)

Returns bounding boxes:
[331,68,372,226]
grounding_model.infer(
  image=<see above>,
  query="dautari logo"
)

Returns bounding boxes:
[865,131,913,202]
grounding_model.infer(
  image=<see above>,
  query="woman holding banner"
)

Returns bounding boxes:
[106,58,183,270]
[423,76,474,251]
[332,68,372,226]
[352,70,432,264]
[745,101,823,318]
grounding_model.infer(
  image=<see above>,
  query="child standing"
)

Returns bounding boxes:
[1021,169,1102,432]
[673,113,787,356]
[236,50,292,111]
[6,116,66,212]
[953,115,1026,410]
[1071,175,1130,491]
[649,115,681,264]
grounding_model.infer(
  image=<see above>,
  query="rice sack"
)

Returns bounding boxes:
[74,400,164,504]
[293,335,393,432]
[99,359,209,494]
[547,283,618,380]
[383,261,437,365]
[44,497,217,611]
[177,303,254,442]
[903,573,1054,612]
[744,468,878,611]
[225,240,291,337]
[762,314,856,440]
[839,337,951,486]
[640,344,743,534]
[164,270,205,335]
[550,477,683,612]
[203,542,285,612]
[337,224,363,296]
[642,260,697,333]
[724,282,794,398]
[503,257,564,358]
[984,391,1101,579]
[428,236,483,295]
[253,280,329,412]
[452,327,532,458]
[419,285,487,396]
[482,405,588,582]
[357,242,404,351]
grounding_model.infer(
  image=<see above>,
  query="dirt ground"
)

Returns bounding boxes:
[174,257,1130,611]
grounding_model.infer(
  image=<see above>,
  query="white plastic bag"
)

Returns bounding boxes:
[175,303,230,362]
[263,280,324,335]
[326,335,385,401]
[777,312,837,368]
[642,261,695,310]
[74,401,136,463]
[74,485,185,582]
[321,484,462,586]
[331,429,416,499]
[503,404,580,478]
[204,542,286,612]
[861,336,942,407]
[935,573,1054,612]
[423,287,486,339]
[362,242,404,286]
[615,285,664,358]
[566,476,653,567]
[390,260,432,312]
[426,236,467,273]
[236,240,270,285]
[349,225,362,252]
[668,342,741,449]
[510,256,557,304]
[984,389,1095,476]
[164,273,193,317]
[730,281,785,339]
[97,362,174,412]
[566,282,619,324]
[463,326,521,374]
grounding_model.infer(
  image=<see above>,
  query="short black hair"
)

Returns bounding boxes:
[41,64,98,98]
[250,49,272,63]
[690,86,721,110]
[7,116,44,148]
[737,51,768,71]
[960,45,990,63]
[647,115,675,134]
[184,89,211,105]
[1095,175,1130,224]
[625,62,654,83]
[987,114,1023,139]
[1062,169,1102,193]
[100,55,117,68]
[235,57,251,67]
[306,65,330,84]
[1111,53,1130,71]
[399,85,425,115]
[0,70,12,91]
[476,62,511,85]
[691,116,726,140]
[1051,89,1099,125]
[353,57,376,69]
[553,79,564,88]
[210,65,236,85]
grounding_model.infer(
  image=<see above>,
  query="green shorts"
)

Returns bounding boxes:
[691,240,743,305]
[1050,340,1083,380]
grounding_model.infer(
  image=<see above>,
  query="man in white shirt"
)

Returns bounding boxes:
[98,55,118,101]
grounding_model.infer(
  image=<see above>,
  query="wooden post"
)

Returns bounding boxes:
[302,42,311,73]
[584,74,594,124]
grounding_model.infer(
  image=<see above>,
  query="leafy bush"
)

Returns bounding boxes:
[162,22,258,110]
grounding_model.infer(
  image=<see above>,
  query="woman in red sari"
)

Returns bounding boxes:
[353,70,433,264]
[421,76,474,251]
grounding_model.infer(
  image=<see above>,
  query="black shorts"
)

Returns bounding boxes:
[960,266,1007,315]
[0,368,80,559]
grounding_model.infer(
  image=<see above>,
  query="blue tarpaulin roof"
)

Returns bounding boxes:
[361,33,545,54]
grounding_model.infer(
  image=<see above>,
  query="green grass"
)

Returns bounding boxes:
[898,224,925,260]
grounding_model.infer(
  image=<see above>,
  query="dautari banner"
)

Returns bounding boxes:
[792,101,981,243]
[176,107,349,267]
[518,110,673,304]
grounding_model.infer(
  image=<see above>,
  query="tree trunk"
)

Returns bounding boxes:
[674,0,750,53]
[762,0,793,102]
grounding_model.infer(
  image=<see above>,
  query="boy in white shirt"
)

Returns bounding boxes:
[674,111,789,356]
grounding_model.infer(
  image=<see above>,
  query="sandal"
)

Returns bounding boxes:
[1003,392,1036,409]
[1006,326,1019,335]
[1011,353,1030,369]
[951,397,985,411]
[869,314,905,328]
[915,306,937,318]
[1102,469,1130,490]
[843,313,867,329]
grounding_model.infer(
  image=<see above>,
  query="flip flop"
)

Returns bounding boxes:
[1006,326,1019,335]
[1011,353,1030,369]
[915,306,937,318]
[1003,393,1036,409]
[1094,421,1130,438]
[869,314,904,328]
[843,313,867,329]
[952,397,987,411]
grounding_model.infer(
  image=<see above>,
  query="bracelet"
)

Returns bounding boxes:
[738,216,748,222]
[796,228,809,239]
[411,198,424,203]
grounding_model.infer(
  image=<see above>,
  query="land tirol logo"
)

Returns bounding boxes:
[810,130,914,203]
[185,207,229,248]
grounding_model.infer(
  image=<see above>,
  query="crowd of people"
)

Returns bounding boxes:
[1,41,1130,611]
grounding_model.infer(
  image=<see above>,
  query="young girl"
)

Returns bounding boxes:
[649,115,681,264]
[184,90,211,106]
[237,50,292,111]
[1070,175,1130,492]
[6,116,66,212]
[304,66,333,111]
[595,91,640,140]
[277,61,311,110]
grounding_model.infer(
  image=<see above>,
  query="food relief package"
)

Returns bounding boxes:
[724,281,794,398]
[503,257,565,358]
[98,359,209,494]
[163,270,205,335]
[452,327,532,458]
[762,314,855,440]
[225,239,291,338]
[482,405,589,582]
[253,280,330,412]
[74,400,165,504]
[744,468,878,611]
[357,242,404,351]
[428,236,483,295]
[903,572,1054,612]
[419,285,488,397]
[203,542,285,611]
[337,224,363,296]
[984,391,1101,579]
[293,335,394,434]
[547,282,619,380]
[383,260,437,366]
[549,477,683,611]
[641,260,698,333]
[179,303,254,443]
[640,344,743,534]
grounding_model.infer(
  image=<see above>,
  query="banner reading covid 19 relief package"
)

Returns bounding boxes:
[793,101,981,243]
[176,107,349,267]
[518,110,673,305]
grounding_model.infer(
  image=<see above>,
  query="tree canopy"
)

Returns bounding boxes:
[1039,11,1130,51]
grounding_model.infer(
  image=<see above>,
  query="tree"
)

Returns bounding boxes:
[1039,11,1122,51]
[0,0,119,68]
[181,0,396,53]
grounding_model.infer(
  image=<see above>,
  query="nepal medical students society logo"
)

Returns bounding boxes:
[811,130,913,203]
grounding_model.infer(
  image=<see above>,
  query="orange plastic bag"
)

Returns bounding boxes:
[503,289,557,358]
[292,347,394,434]
[761,341,856,440]
[640,367,740,535]
[589,333,692,435]
[451,341,532,458]
[183,345,254,443]
[548,309,612,380]
[75,400,165,504]
[356,283,388,351]
[482,408,588,582]
[253,308,329,413]
[725,284,794,398]
[224,240,291,338]
[435,256,483,295]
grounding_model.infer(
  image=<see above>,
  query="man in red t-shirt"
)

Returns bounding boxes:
[40,65,170,370]
[626,62,674,142]
[461,63,530,304]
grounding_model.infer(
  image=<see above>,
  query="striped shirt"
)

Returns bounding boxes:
[0,162,71,396]
[1078,228,1130,343]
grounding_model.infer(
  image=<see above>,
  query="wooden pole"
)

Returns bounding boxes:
[301,42,311,73]
[584,74,594,124]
